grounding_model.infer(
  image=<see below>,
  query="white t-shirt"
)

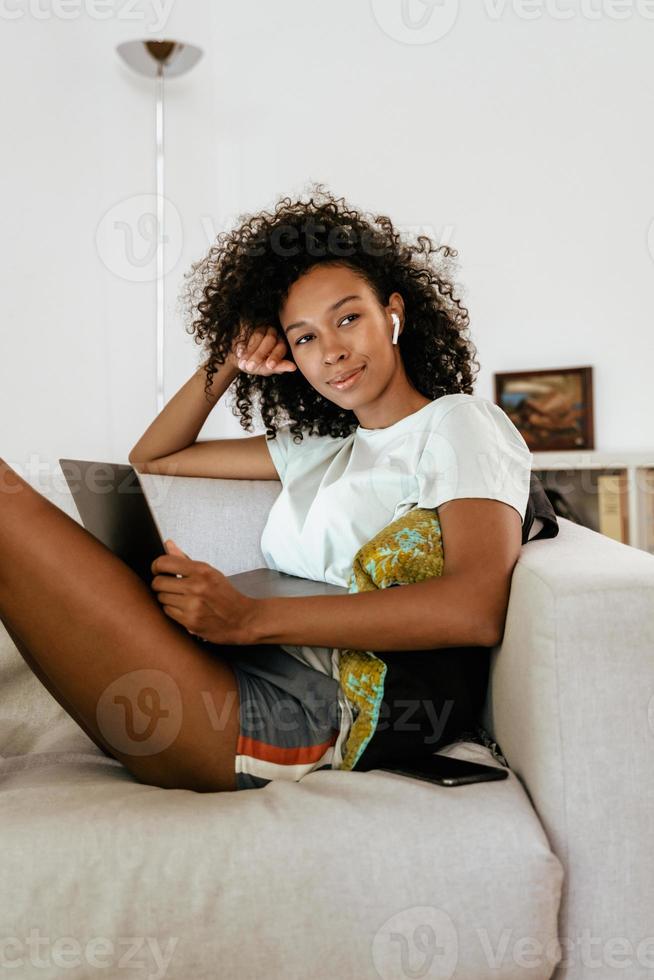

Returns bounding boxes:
[260,392,537,768]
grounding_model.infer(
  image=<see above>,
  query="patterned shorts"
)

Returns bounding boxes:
[228,644,344,791]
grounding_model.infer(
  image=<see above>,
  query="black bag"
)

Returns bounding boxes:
[522,472,560,544]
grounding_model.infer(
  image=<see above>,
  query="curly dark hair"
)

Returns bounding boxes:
[178,183,480,445]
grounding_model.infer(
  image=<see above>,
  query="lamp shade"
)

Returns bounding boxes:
[116,40,203,78]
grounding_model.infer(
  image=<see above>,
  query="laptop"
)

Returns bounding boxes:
[58,459,349,598]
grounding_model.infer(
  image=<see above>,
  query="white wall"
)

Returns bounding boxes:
[2,0,653,486]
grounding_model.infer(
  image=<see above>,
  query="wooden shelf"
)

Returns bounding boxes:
[530,451,654,553]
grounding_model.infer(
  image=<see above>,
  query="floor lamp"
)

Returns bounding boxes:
[116,40,203,414]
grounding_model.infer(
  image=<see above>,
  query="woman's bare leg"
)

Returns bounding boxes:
[1,617,117,759]
[0,458,242,792]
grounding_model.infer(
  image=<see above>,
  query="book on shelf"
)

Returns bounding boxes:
[642,470,654,554]
[597,473,629,544]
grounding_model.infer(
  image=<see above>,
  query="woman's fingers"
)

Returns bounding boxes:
[234,325,264,361]
[161,604,188,626]
[248,333,280,370]
[151,574,186,595]
[238,329,295,374]
[264,340,295,371]
[237,327,276,370]
[155,592,187,607]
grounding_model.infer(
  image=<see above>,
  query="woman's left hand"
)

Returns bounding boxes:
[150,540,257,646]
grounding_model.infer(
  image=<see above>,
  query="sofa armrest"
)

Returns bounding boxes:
[481,516,654,968]
[137,474,282,575]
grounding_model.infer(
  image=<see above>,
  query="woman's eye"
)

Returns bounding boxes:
[295,314,359,346]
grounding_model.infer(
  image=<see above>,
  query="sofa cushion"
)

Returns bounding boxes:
[0,689,563,980]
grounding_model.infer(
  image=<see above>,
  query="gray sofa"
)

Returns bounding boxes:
[1,469,653,980]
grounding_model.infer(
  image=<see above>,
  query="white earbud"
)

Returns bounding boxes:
[391,313,400,345]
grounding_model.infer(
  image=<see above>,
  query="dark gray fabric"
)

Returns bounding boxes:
[522,471,560,545]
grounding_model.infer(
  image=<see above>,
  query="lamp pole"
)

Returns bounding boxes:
[116,40,203,414]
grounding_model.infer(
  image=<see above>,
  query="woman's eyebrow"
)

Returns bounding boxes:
[283,294,362,335]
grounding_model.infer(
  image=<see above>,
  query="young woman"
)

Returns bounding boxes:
[0,185,548,793]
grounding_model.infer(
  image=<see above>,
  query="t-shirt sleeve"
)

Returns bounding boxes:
[415,398,533,526]
[265,423,293,483]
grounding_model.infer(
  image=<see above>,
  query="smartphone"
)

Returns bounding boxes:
[379,753,508,786]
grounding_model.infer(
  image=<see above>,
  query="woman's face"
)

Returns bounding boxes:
[278,263,414,424]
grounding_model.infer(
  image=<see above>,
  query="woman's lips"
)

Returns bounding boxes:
[329,365,366,390]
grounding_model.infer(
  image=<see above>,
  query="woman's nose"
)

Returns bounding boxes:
[322,344,352,363]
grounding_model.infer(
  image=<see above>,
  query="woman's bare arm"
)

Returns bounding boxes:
[128,357,238,465]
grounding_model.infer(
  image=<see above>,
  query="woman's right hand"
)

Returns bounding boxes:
[228,323,297,376]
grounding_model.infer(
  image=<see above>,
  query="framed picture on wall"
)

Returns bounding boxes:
[493,366,594,451]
